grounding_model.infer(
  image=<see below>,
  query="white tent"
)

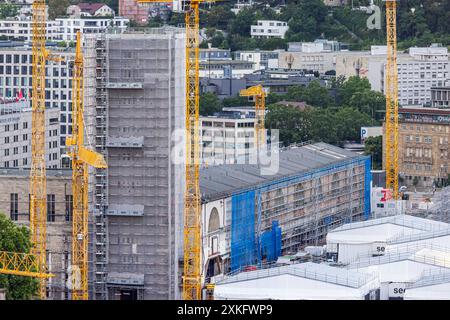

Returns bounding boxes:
[404,282,450,300]
[214,262,379,300]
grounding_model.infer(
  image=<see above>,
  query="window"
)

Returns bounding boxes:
[47,194,56,222]
[10,193,18,221]
[65,195,73,222]
[208,208,220,234]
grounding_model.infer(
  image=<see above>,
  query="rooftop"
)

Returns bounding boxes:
[214,262,379,300]
[200,142,365,202]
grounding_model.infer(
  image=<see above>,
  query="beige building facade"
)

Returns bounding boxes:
[385,107,450,188]
[0,168,72,300]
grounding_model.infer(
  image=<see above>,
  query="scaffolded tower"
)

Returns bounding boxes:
[137,0,211,300]
[384,0,399,199]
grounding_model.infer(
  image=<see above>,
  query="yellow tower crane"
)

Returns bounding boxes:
[384,0,399,199]
[240,85,267,151]
[137,0,213,300]
[30,0,63,299]
[66,32,107,300]
[0,251,54,279]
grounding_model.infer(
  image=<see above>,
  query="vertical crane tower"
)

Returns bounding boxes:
[137,0,208,300]
[240,85,266,152]
[384,0,399,199]
[30,0,49,299]
[67,32,107,300]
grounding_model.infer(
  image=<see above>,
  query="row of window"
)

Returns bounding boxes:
[10,193,73,222]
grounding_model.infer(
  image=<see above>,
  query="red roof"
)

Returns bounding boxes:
[77,3,108,15]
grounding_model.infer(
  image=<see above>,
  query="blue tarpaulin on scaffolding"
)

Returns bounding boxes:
[259,221,282,262]
[231,190,256,272]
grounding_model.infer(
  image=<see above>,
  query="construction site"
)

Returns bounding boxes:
[1,0,450,302]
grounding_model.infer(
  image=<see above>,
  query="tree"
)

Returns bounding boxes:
[48,0,70,20]
[334,107,375,142]
[266,104,311,146]
[0,4,19,19]
[222,96,252,108]
[364,136,382,170]
[0,214,39,300]
[338,76,372,106]
[200,93,222,116]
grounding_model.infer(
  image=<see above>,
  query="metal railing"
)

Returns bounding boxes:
[216,263,376,289]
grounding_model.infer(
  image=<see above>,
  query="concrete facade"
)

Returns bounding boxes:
[278,51,336,73]
[251,20,288,39]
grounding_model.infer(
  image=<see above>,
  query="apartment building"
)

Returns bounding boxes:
[386,107,450,188]
[119,0,149,25]
[0,99,60,168]
[67,3,115,18]
[0,17,129,42]
[251,20,289,39]
[0,45,75,155]
[370,46,449,106]
[0,19,60,41]
[200,112,255,165]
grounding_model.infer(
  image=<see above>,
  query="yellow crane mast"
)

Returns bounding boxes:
[137,0,212,300]
[240,85,266,151]
[30,0,49,299]
[66,32,107,300]
[384,0,399,199]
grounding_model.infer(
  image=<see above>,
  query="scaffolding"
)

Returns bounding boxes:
[226,153,371,272]
[89,35,109,300]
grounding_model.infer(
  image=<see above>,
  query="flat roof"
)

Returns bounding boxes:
[214,262,378,300]
[327,215,450,244]
[200,142,366,202]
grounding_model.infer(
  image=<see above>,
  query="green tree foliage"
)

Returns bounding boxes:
[48,0,70,20]
[0,214,39,300]
[200,93,222,116]
[265,104,311,146]
[0,3,19,19]
[286,81,334,108]
[364,135,382,170]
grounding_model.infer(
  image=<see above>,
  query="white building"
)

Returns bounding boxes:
[326,215,450,264]
[0,45,75,155]
[0,99,60,168]
[369,46,450,106]
[251,20,288,39]
[213,262,380,300]
[0,19,61,41]
[67,3,115,18]
[0,17,129,42]
[348,246,450,300]
[278,50,336,73]
[404,272,450,300]
[200,114,255,165]
[199,60,255,79]
[234,50,281,71]
[288,39,345,53]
